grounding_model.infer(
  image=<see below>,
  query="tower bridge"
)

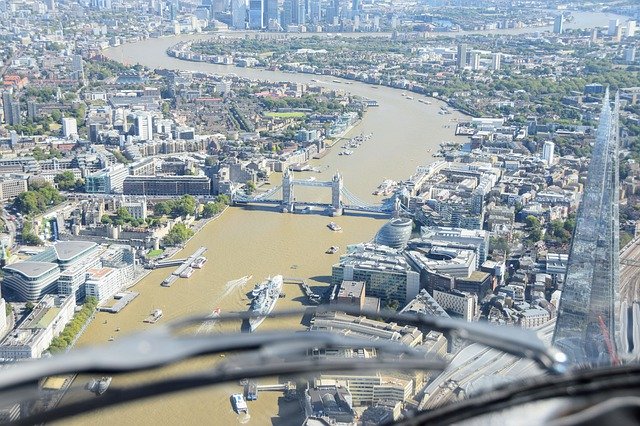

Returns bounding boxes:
[232,169,398,216]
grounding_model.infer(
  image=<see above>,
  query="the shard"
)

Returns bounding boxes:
[553,89,620,365]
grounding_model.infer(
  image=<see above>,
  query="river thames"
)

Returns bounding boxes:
[61,10,628,424]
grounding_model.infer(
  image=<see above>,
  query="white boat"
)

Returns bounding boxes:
[327,222,342,231]
[191,256,207,268]
[325,246,339,254]
[406,96,414,100]
[144,309,163,323]
[231,393,248,414]
[248,275,284,332]
[180,267,194,278]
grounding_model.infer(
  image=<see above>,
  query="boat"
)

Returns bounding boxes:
[246,381,258,401]
[108,336,114,341]
[115,328,120,332]
[191,256,207,268]
[327,222,342,231]
[248,275,284,332]
[86,377,112,395]
[180,267,194,278]
[326,246,339,254]
[231,393,249,414]
[209,307,221,318]
[144,309,163,323]
[406,96,414,100]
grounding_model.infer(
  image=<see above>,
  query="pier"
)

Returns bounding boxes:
[283,277,323,304]
[161,246,207,287]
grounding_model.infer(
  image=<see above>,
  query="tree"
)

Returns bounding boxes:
[202,202,223,218]
[154,201,172,216]
[245,180,257,195]
[54,171,77,191]
[25,302,35,312]
[162,223,194,246]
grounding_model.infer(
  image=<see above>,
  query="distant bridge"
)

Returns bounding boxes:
[232,170,398,216]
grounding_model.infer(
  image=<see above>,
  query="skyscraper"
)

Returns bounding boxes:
[2,91,21,126]
[231,0,246,28]
[292,0,305,25]
[542,141,555,165]
[627,20,636,37]
[281,0,293,27]
[491,53,501,71]
[248,0,263,28]
[263,0,278,27]
[470,51,480,70]
[553,90,620,365]
[457,43,468,70]
[608,19,619,36]
[553,15,564,34]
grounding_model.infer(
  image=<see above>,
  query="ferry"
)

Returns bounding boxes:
[248,275,284,332]
[327,222,342,231]
[326,246,339,254]
[180,267,194,278]
[191,256,207,269]
[231,393,249,414]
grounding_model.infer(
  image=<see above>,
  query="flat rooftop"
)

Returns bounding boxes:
[4,261,59,278]
[54,241,97,262]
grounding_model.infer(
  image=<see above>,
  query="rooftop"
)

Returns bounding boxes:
[53,241,98,263]
[4,261,59,278]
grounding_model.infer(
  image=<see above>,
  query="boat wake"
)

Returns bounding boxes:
[219,275,253,300]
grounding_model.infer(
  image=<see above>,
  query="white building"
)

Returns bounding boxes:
[84,267,128,302]
[542,141,555,165]
[491,53,501,71]
[316,374,413,407]
[134,113,154,141]
[627,20,636,37]
[119,197,148,220]
[433,289,477,321]
[62,117,78,139]
[0,295,74,360]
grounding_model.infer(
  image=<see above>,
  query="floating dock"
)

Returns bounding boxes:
[161,247,207,287]
[98,291,139,313]
[283,277,322,304]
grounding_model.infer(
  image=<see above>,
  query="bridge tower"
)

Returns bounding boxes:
[331,172,343,216]
[282,168,295,212]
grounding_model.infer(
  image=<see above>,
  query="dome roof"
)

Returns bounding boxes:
[374,217,413,249]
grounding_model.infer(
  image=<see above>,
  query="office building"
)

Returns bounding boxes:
[416,226,489,267]
[374,217,412,249]
[627,20,636,37]
[123,175,211,196]
[608,19,619,36]
[264,0,278,26]
[134,113,154,141]
[457,43,468,70]
[0,295,74,360]
[85,164,129,194]
[231,0,247,28]
[62,117,78,138]
[292,0,305,24]
[0,174,28,200]
[331,243,420,304]
[2,91,20,126]
[553,15,564,34]
[84,267,126,302]
[554,91,621,365]
[625,47,636,63]
[316,374,413,407]
[433,289,477,321]
[331,280,366,310]
[542,140,555,165]
[248,0,263,28]
[3,262,61,302]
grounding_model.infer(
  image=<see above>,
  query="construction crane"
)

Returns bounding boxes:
[598,315,620,366]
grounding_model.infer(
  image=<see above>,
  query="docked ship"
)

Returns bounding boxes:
[247,275,283,332]
[231,393,248,414]
[191,256,207,269]
[180,267,194,278]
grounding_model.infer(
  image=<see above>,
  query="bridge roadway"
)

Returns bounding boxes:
[619,237,640,303]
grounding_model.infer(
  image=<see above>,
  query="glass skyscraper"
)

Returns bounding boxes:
[553,90,621,365]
